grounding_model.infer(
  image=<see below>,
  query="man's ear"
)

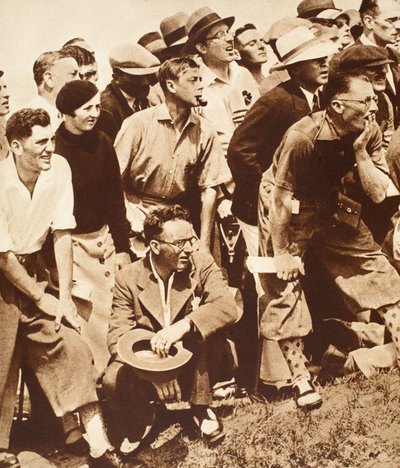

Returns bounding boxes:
[165,79,176,94]
[362,14,375,32]
[10,139,24,156]
[42,70,54,89]
[195,42,207,55]
[149,240,161,256]
[330,99,344,114]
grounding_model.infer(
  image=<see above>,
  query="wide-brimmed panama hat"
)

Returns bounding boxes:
[264,17,313,44]
[270,26,337,72]
[117,329,193,383]
[184,7,235,54]
[109,42,160,75]
[160,12,189,47]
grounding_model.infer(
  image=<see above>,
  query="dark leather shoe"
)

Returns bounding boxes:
[88,449,124,468]
[123,454,148,468]
[191,405,225,446]
[0,452,20,468]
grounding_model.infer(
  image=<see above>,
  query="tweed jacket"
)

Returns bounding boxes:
[107,251,238,360]
[227,79,311,225]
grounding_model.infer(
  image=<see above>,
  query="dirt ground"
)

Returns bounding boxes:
[9,368,400,468]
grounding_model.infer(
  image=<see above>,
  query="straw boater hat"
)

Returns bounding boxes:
[138,32,167,57]
[118,329,193,383]
[160,12,189,47]
[269,26,337,72]
[184,7,235,54]
[108,42,160,75]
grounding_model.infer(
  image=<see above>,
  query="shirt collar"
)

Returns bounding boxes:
[299,86,318,111]
[359,34,378,47]
[155,102,197,127]
[119,88,135,109]
[315,112,342,141]
[198,58,239,87]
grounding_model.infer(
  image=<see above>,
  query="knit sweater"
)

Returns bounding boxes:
[55,123,130,253]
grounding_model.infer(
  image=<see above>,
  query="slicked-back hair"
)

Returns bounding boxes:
[359,0,379,19]
[157,57,200,93]
[33,49,74,86]
[62,45,96,67]
[143,205,190,244]
[234,23,257,48]
[324,72,371,106]
[6,108,51,144]
[63,37,87,47]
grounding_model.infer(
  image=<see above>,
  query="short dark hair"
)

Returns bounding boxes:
[143,205,190,244]
[6,108,51,144]
[63,37,87,47]
[359,0,379,19]
[62,44,96,66]
[324,72,370,105]
[157,57,199,93]
[33,49,74,86]
[234,23,257,48]
[0,70,3,78]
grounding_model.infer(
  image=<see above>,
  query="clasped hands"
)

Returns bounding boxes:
[274,252,305,281]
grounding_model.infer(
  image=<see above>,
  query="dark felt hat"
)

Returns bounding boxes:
[138,32,167,56]
[117,329,193,383]
[56,79,98,115]
[184,7,235,54]
[338,45,394,70]
[160,12,189,47]
[297,0,340,18]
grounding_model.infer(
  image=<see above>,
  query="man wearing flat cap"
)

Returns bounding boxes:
[100,43,160,136]
[358,0,400,126]
[102,205,238,454]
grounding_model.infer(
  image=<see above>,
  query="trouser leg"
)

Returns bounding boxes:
[0,350,20,449]
[378,301,400,365]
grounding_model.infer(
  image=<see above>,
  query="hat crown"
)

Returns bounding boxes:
[297,0,336,17]
[339,44,391,68]
[275,26,318,61]
[186,7,223,36]
[138,32,166,54]
[264,17,312,43]
[160,12,189,46]
[109,42,160,71]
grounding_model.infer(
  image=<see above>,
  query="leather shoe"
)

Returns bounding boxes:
[293,379,322,411]
[323,318,362,352]
[123,454,148,468]
[0,452,20,468]
[191,405,225,446]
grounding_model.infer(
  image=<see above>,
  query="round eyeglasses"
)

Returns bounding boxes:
[337,95,379,111]
[155,236,198,251]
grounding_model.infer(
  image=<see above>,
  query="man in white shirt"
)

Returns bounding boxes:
[0,108,129,468]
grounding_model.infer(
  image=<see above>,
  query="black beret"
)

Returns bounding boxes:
[56,79,98,115]
[338,45,394,70]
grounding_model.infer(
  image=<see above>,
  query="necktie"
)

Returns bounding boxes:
[312,93,320,113]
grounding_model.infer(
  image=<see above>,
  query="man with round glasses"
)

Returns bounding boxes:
[102,205,238,455]
[257,72,400,410]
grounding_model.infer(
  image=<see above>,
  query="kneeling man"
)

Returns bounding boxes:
[103,205,238,453]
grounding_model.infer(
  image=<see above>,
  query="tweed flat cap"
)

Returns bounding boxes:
[109,42,160,75]
[338,45,394,70]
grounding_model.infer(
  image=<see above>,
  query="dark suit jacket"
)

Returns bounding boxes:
[227,79,311,225]
[100,81,134,134]
[107,252,238,360]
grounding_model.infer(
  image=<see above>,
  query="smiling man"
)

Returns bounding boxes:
[103,205,238,456]
[257,72,400,410]
[115,57,231,253]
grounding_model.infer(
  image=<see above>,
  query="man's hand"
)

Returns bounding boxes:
[152,379,182,402]
[217,198,232,219]
[353,113,375,153]
[54,298,80,332]
[150,320,191,358]
[274,252,305,281]
[115,252,131,272]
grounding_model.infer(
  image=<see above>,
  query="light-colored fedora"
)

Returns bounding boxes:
[138,32,167,56]
[270,26,337,71]
[109,42,160,75]
[184,7,235,54]
[160,12,189,47]
[264,17,313,44]
[117,328,193,383]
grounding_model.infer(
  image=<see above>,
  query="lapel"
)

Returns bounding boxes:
[285,80,311,117]
[137,255,199,327]
[109,82,134,118]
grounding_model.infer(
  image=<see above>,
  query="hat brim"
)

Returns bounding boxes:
[184,16,235,54]
[270,40,337,71]
[116,65,160,75]
[117,329,193,373]
[315,8,346,20]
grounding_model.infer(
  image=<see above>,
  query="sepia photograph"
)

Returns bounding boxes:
[2,0,400,466]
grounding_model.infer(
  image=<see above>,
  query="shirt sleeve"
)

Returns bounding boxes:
[50,157,76,231]
[0,207,13,253]
[197,121,232,189]
[114,115,142,178]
